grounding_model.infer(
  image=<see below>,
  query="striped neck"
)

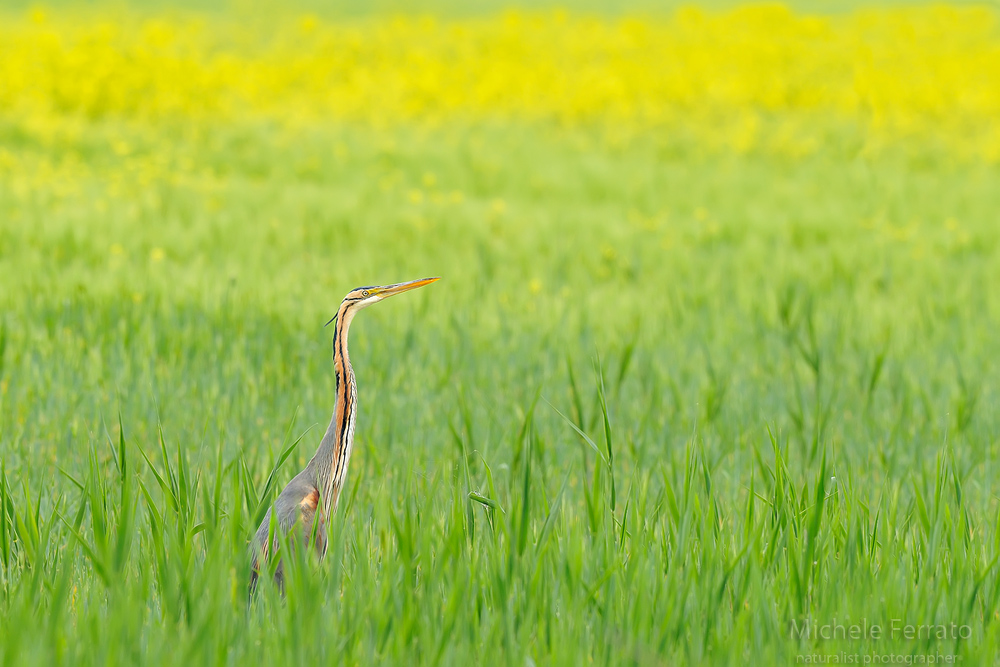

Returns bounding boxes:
[310,300,359,514]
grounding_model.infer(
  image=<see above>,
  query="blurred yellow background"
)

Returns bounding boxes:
[2,5,998,158]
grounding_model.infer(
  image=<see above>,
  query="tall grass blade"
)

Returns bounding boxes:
[595,356,616,513]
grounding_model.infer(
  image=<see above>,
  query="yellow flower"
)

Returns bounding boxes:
[0,6,996,158]
[299,15,318,32]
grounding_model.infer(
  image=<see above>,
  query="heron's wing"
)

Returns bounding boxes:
[249,476,328,596]
[250,475,326,568]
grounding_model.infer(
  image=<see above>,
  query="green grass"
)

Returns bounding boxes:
[1,115,999,664]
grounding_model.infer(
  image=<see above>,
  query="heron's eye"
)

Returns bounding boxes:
[362,290,370,297]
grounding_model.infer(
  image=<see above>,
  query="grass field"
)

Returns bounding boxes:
[1,3,999,664]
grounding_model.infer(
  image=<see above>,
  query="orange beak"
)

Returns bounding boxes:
[377,277,440,297]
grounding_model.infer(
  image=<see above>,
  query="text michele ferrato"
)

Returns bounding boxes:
[790,617,972,642]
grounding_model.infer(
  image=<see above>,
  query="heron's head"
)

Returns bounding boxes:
[327,277,440,326]
[348,276,440,309]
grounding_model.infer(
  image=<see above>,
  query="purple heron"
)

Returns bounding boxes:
[250,277,439,592]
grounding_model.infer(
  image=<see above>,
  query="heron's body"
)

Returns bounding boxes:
[250,277,438,592]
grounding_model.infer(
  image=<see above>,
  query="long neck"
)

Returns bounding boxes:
[310,300,359,513]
